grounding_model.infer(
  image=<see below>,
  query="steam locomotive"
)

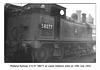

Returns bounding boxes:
[5,3,96,62]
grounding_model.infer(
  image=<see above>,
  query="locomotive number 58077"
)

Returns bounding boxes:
[41,23,53,29]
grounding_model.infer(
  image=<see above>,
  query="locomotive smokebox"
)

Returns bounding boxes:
[82,13,86,23]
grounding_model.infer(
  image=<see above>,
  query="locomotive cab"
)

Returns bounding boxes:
[50,4,66,19]
[50,5,66,39]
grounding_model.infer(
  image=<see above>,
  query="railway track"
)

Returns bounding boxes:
[47,53,96,63]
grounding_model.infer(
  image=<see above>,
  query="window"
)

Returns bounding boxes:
[60,10,64,15]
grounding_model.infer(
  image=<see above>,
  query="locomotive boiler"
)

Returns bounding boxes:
[5,3,96,62]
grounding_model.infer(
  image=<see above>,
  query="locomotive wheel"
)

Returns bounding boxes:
[34,47,49,62]
[56,47,64,60]
[73,44,81,56]
[86,43,93,54]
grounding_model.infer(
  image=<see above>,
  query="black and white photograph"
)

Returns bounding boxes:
[4,3,96,63]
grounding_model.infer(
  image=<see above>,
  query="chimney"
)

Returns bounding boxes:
[76,10,81,22]
[82,13,86,23]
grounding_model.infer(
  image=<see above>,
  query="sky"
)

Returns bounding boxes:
[11,3,96,25]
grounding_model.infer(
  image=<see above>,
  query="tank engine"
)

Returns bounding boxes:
[5,3,96,62]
